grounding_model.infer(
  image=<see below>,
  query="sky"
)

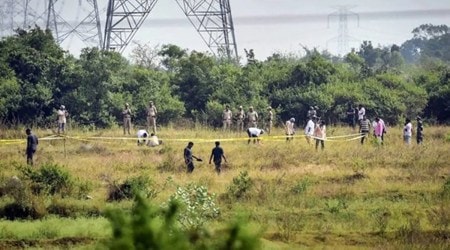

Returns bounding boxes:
[2,0,450,60]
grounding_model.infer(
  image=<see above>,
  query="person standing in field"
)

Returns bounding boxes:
[307,106,316,119]
[146,101,157,134]
[416,116,424,145]
[374,117,385,145]
[285,118,295,141]
[403,118,413,145]
[25,128,38,166]
[184,142,202,173]
[376,116,387,143]
[304,116,315,145]
[358,104,365,124]
[266,106,273,134]
[247,127,264,144]
[346,103,357,131]
[247,106,258,128]
[209,141,227,174]
[222,105,232,131]
[359,115,371,145]
[236,105,245,132]
[314,120,326,150]
[56,105,69,134]
[122,103,132,135]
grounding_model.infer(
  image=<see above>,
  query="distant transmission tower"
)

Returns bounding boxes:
[0,0,102,48]
[327,6,359,56]
[103,0,239,60]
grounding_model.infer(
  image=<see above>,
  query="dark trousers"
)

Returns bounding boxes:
[214,161,221,174]
[360,131,369,144]
[315,139,324,150]
[26,149,35,165]
[186,162,195,173]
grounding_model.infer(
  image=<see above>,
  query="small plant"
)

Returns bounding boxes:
[20,163,73,196]
[107,176,156,201]
[275,211,305,242]
[371,207,392,235]
[227,171,253,200]
[325,198,347,214]
[291,178,310,195]
[166,184,220,230]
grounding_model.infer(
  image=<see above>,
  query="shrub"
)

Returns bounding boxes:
[107,176,156,201]
[291,178,311,195]
[227,171,253,200]
[166,184,220,230]
[47,198,102,218]
[105,194,260,249]
[20,163,73,196]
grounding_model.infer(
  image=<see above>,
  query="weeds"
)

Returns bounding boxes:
[107,176,156,201]
[371,207,392,235]
[226,171,253,200]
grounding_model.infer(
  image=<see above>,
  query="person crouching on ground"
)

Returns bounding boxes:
[147,133,162,147]
[247,127,264,144]
[137,129,148,146]
[209,141,227,174]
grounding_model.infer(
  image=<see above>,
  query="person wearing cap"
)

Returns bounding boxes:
[122,103,132,135]
[304,116,316,145]
[222,105,232,131]
[247,127,264,144]
[247,106,258,128]
[146,101,157,134]
[285,118,295,141]
[267,106,273,134]
[56,105,69,134]
[25,128,38,165]
[416,116,424,145]
[236,105,245,132]
[314,120,326,150]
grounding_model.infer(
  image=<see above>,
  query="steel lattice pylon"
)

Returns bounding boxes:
[0,0,102,48]
[103,0,238,59]
[103,0,159,53]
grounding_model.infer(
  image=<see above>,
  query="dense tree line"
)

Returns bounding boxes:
[0,25,449,128]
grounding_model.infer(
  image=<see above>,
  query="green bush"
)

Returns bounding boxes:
[105,194,260,250]
[227,171,253,200]
[20,163,73,196]
[166,184,220,230]
[107,176,155,201]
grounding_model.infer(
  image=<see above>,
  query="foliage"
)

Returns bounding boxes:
[105,194,260,250]
[107,176,155,201]
[166,184,220,230]
[227,171,253,200]
[20,163,73,196]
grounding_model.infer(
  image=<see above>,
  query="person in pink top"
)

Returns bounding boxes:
[374,117,385,145]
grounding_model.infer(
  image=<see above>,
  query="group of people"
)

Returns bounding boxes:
[222,105,273,134]
[122,101,158,135]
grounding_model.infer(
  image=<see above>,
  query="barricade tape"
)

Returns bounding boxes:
[0,133,366,145]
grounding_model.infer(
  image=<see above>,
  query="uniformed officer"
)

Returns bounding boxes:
[247,106,258,128]
[122,103,132,135]
[222,105,232,131]
[147,101,158,134]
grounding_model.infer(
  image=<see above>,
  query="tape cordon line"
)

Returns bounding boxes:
[1,132,366,145]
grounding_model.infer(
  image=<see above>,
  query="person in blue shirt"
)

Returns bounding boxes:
[209,141,227,174]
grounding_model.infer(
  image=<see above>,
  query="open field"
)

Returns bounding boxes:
[0,125,449,249]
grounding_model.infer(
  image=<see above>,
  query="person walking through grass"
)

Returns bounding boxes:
[403,118,413,145]
[184,142,202,173]
[25,128,38,166]
[314,120,326,150]
[359,115,371,145]
[304,116,315,145]
[285,118,295,141]
[209,141,227,174]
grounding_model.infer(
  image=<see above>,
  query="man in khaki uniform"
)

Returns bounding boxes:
[147,101,157,134]
[56,105,69,134]
[247,106,258,128]
[122,103,132,135]
[267,106,273,134]
[222,105,232,131]
[236,106,245,132]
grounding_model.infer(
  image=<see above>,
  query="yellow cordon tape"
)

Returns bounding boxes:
[0,133,366,145]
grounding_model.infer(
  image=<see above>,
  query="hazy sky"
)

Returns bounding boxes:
[4,0,450,60]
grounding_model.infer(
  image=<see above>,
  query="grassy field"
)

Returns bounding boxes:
[0,124,449,249]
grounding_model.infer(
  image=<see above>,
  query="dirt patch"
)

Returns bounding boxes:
[0,237,98,249]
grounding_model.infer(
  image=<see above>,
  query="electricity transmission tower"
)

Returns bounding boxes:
[0,0,102,48]
[103,0,239,59]
[327,6,359,56]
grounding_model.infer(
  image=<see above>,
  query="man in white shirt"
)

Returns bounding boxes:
[403,118,413,145]
[247,127,264,144]
[147,133,162,147]
[57,105,68,134]
[285,118,295,141]
[304,116,315,145]
[137,129,149,146]
[358,104,365,122]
